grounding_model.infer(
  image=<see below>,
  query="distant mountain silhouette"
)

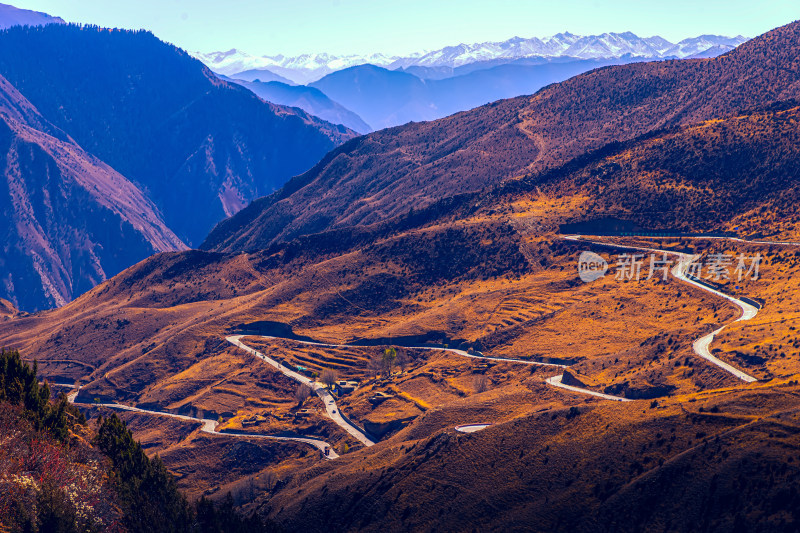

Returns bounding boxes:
[310,65,435,129]
[397,57,578,80]
[230,68,296,85]
[0,24,357,246]
[224,76,371,133]
[309,57,673,130]
[0,2,64,29]
[427,58,647,118]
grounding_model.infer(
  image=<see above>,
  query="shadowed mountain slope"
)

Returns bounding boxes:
[203,20,800,253]
[517,102,800,237]
[0,72,184,312]
[225,77,372,133]
[0,24,357,246]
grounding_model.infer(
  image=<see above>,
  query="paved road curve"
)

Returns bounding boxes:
[545,374,632,402]
[226,334,564,444]
[227,335,376,447]
[65,386,339,458]
[566,235,760,382]
[454,423,492,433]
[671,254,758,382]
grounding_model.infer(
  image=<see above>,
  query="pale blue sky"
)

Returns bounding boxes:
[11,0,800,55]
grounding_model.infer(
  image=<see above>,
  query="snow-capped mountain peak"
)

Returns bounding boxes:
[192,32,748,84]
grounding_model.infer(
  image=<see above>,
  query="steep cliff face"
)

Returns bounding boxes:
[0,24,360,310]
[0,73,185,311]
[0,24,358,246]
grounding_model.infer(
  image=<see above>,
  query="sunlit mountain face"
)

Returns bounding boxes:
[1,3,799,533]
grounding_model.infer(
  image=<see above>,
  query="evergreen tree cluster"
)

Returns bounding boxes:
[0,351,280,532]
[0,348,84,442]
[95,413,280,533]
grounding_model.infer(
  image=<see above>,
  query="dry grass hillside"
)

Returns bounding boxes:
[4,199,800,508]
[253,384,800,532]
[506,104,800,241]
[204,20,800,253]
[2,19,800,532]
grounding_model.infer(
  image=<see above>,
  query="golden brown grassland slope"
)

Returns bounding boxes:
[3,19,800,533]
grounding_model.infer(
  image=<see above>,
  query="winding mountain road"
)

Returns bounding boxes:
[58,232,791,456]
[562,235,764,387]
[225,334,565,445]
[227,335,376,447]
[64,386,339,458]
[671,253,758,382]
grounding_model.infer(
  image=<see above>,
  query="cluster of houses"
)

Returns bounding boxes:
[333,380,359,395]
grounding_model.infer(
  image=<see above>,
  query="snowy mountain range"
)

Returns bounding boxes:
[193,32,748,84]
